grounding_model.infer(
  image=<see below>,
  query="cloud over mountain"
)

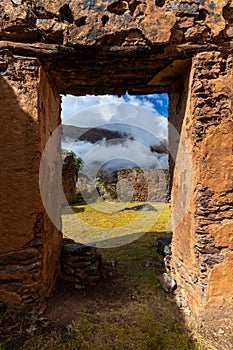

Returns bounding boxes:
[61,94,168,178]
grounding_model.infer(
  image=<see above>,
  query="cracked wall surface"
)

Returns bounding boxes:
[1,0,233,95]
[0,0,232,341]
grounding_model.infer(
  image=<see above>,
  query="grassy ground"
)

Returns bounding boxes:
[62,201,171,248]
[1,202,200,350]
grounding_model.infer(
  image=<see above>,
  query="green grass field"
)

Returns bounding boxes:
[62,201,171,248]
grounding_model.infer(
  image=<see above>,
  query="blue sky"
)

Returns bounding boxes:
[122,93,168,118]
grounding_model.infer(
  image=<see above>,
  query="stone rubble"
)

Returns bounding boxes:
[156,237,172,256]
[156,237,175,292]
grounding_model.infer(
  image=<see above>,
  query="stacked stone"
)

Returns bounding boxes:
[117,169,169,202]
[61,242,102,289]
[0,247,42,309]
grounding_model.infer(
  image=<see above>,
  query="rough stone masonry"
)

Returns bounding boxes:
[62,153,77,205]
[117,168,169,201]
[0,0,232,345]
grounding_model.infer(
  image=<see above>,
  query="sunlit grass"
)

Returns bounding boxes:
[62,201,171,247]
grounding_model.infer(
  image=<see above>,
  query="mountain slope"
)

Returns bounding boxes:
[62,124,129,143]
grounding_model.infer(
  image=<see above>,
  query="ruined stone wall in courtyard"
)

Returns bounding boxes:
[117,169,169,202]
[62,154,77,205]
[0,1,233,344]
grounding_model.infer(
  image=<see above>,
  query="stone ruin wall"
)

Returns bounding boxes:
[0,0,232,343]
[62,154,77,205]
[117,169,169,202]
[0,57,61,313]
[169,50,233,328]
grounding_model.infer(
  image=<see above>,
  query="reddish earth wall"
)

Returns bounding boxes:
[0,55,61,313]
[170,51,233,329]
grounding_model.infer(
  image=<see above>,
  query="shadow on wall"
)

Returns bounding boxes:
[0,68,61,312]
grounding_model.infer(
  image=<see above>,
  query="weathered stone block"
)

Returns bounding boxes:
[158,273,177,293]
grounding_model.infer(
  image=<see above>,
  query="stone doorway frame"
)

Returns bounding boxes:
[0,47,232,334]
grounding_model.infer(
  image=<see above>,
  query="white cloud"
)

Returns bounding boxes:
[61,93,164,123]
[61,94,168,173]
[79,139,166,178]
[62,138,94,160]
[61,95,124,123]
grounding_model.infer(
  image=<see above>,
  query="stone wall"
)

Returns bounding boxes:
[0,55,61,313]
[169,51,233,328]
[61,241,102,289]
[117,169,169,202]
[1,0,232,96]
[62,154,77,205]
[0,1,233,344]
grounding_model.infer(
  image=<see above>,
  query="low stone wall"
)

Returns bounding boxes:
[62,154,77,205]
[61,242,102,289]
[117,169,169,202]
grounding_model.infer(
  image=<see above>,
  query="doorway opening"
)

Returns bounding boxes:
[41,91,197,349]
[60,92,170,248]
